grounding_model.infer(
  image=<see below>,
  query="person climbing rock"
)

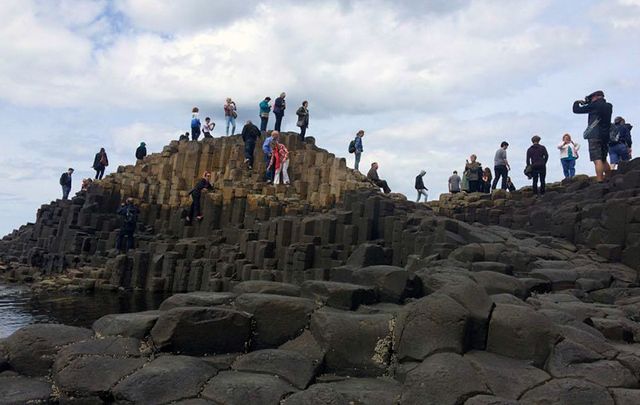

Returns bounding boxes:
[224,98,237,136]
[259,97,272,132]
[296,101,310,141]
[269,139,290,185]
[116,197,138,252]
[241,120,260,169]
[263,131,280,183]
[187,171,214,222]
[59,168,74,200]
[179,132,190,141]
[367,162,391,194]
[274,92,286,131]
[415,170,428,202]
[191,107,201,141]
[93,148,108,180]
[136,142,147,161]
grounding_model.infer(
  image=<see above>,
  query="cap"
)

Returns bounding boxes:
[588,90,605,98]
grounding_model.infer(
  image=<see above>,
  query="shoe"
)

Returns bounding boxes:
[185,217,191,222]
[196,216,204,221]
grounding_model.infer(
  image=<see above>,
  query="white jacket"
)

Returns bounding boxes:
[558,141,580,159]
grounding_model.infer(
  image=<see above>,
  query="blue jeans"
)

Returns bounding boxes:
[354,152,362,170]
[260,116,268,132]
[561,158,576,178]
[264,153,273,182]
[609,143,630,164]
[226,116,236,135]
[62,185,71,200]
[244,141,256,167]
[416,189,428,202]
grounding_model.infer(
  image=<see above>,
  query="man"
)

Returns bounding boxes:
[573,90,612,182]
[59,168,74,200]
[241,120,261,169]
[415,170,428,202]
[116,198,139,253]
[273,92,286,131]
[491,141,510,190]
[354,130,364,171]
[263,131,280,183]
[367,162,391,194]
[609,116,633,170]
[448,170,461,193]
[135,142,147,160]
[526,135,549,195]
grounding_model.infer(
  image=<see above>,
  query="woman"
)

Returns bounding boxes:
[557,133,580,178]
[259,97,271,132]
[296,101,310,141]
[224,98,237,136]
[187,171,214,222]
[482,167,493,193]
[93,148,109,180]
[268,140,290,185]
[610,117,633,170]
[464,154,482,193]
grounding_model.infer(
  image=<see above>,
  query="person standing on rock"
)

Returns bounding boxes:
[269,139,291,185]
[367,162,391,194]
[259,97,271,132]
[482,167,493,193]
[526,135,549,196]
[263,131,280,183]
[224,98,237,136]
[274,92,286,131]
[187,172,214,222]
[59,168,74,200]
[609,116,633,170]
[191,108,201,141]
[241,120,260,169]
[135,142,147,161]
[351,130,365,171]
[572,90,612,182]
[202,117,215,139]
[558,133,580,179]
[491,141,510,191]
[448,170,461,194]
[464,154,483,193]
[116,198,138,253]
[93,148,108,180]
[415,170,428,202]
[296,101,310,141]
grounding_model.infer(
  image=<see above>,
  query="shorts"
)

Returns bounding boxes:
[609,143,630,164]
[588,137,608,162]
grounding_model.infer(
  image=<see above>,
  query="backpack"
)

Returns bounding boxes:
[124,206,137,225]
[348,139,356,154]
[59,173,67,186]
[609,124,620,144]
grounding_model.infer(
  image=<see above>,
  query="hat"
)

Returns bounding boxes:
[588,90,605,98]
[140,142,146,146]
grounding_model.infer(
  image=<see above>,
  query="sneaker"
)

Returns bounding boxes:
[185,217,191,222]
[196,216,204,221]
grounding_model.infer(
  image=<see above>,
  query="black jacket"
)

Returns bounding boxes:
[614,123,633,147]
[241,123,260,143]
[573,98,612,140]
[526,144,549,168]
[136,145,147,160]
[415,174,425,190]
[60,172,72,187]
[117,203,139,229]
[189,178,213,198]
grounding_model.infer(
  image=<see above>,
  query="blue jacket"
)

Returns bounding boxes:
[259,100,271,115]
[615,123,633,147]
[191,117,201,128]
[354,136,363,153]
[263,136,274,154]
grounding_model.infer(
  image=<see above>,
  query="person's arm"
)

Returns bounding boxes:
[448,178,452,192]
[557,141,565,150]
[526,149,531,166]
[543,146,549,163]
[572,100,595,114]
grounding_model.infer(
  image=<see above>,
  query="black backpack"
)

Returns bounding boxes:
[124,206,137,225]
[609,124,620,144]
[59,173,67,186]
[348,139,356,154]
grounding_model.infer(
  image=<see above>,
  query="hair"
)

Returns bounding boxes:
[357,130,365,136]
[453,170,458,174]
[302,100,308,106]
[265,97,271,101]
[192,107,199,113]
[531,135,541,143]
[226,98,232,102]
[614,116,625,125]
[68,168,74,172]
[470,154,477,160]
[246,120,252,125]
[371,162,378,167]
[562,133,572,142]
[280,92,286,97]
[271,131,280,137]
[203,171,211,177]
[100,148,106,153]
[185,132,189,136]
[205,117,210,121]
[483,167,492,175]
[500,141,509,148]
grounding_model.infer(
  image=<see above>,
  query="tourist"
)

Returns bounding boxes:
[274,92,286,131]
[202,117,215,138]
[263,131,280,183]
[482,167,493,193]
[506,177,516,192]
[179,132,190,141]
[572,90,612,182]
[558,133,580,179]
[116,198,138,253]
[191,107,201,141]
[270,140,291,185]
[135,142,147,161]
[59,168,74,200]
[415,170,428,202]
[93,148,109,180]
[491,141,510,190]
[464,154,483,193]
[241,120,260,169]
[259,97,272,132]
[448,170,461,194]
[187,171,214,222]
[609,116,633,170]
[353,130,365,171]
[296,101,310,141]
[526,135,549,195]
[224,98,237,136]
[81,178,93,192]
[367,162,391,194]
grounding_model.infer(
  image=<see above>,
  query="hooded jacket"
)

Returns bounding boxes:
[573,98,613,141]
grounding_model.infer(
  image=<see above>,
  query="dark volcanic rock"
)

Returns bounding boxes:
[232,349,318,389]
[92,310,160,339]
[54,336,141,372]
[54,356,146,397]
[201,371,297,404]
[0,375,52,404]
[232,280,301,297]
[301,280,378,310]
[284,378,401,405]
[519,378,614,404]
[158,292,236,310]
[352,265,421,303]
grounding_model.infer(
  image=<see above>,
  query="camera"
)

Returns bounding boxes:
[583,95,592,104]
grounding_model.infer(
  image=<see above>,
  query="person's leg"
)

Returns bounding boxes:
[99,167,105,180]
[300,126,306,140]
[264,154,272,182]
[561,159,569,178]
[381,180,391,194]
[126,229,134,252]
[491,167,500,190]
[354,152,361,170]
[540,167,546,194]
[274,165,281,185]
[94,169,99,179]
[568,159,576,178]
[187,197,195,221]
[194,196,202,218]
[532,170,539,195]
[282,159,290,184]
[275,114,282,131]
[231,117,236,135]
[62,186,69,200]
[501,168,508,190]
[225,116,230,136]
[260,117,267,132]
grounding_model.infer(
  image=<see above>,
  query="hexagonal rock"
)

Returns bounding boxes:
[487,304,558,367]
[92,310,160,339]
[465,351,550,399]
[470,271,528,299]
[393,293,469,362]
[113,355,217,404]
[519,378,614,405]
[0,375,52,404]
[351,265,421,303]
[4,324,93,376]
[232,349,318,389]
[310,308,394,376]
[158,292,236,311]
[284,377,401,405]
[301,280,378,310]
[529,268,578,291]
[54,356,146,397]
[278,330,326,368]
[464,395,520,405]
[400,353,490,405]
[201,371,296,404]
[232,280,301,297]
[233,293,316,349]
[54,336,141,372]
[151,306,252,355]
[610,388,640,405]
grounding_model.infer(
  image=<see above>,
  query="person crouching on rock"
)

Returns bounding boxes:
[116,198,139,253]
[187,171,213,222]
[367,162,391,194]
[269,139,290,185]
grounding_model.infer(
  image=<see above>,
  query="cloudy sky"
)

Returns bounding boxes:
[1,0,639,235]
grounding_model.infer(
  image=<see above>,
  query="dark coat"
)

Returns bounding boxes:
[93,152,108,169]
[415,174,425,190]
[189,178,213,198]
[136,145,147,160]
[241,123,261,143]
[274,97,286,114]
[526,144,549,168]
[573,98,613,141]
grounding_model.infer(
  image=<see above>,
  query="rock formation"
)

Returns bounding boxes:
[1,133,640,404]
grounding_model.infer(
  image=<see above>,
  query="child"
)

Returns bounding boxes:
[202,117,215,138]
[191,107,201,141]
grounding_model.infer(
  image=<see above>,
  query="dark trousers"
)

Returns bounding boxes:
[191,127,201,141]
[95,166,105,180]
[189,194,202,219]
[116,227,135,252]
[532,166,546,195]
[373,179,391,194]
[492,165,508,190]
[264,153,274,182]
[260,117,268,132]
[244,141,256,167]
[468,180,480,192]
[274,113,284,131]
[62,185,71,200]
[203,132,213,139]
[300,126,307,140]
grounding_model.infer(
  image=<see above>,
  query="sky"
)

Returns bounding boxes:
[1,0,639,236]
